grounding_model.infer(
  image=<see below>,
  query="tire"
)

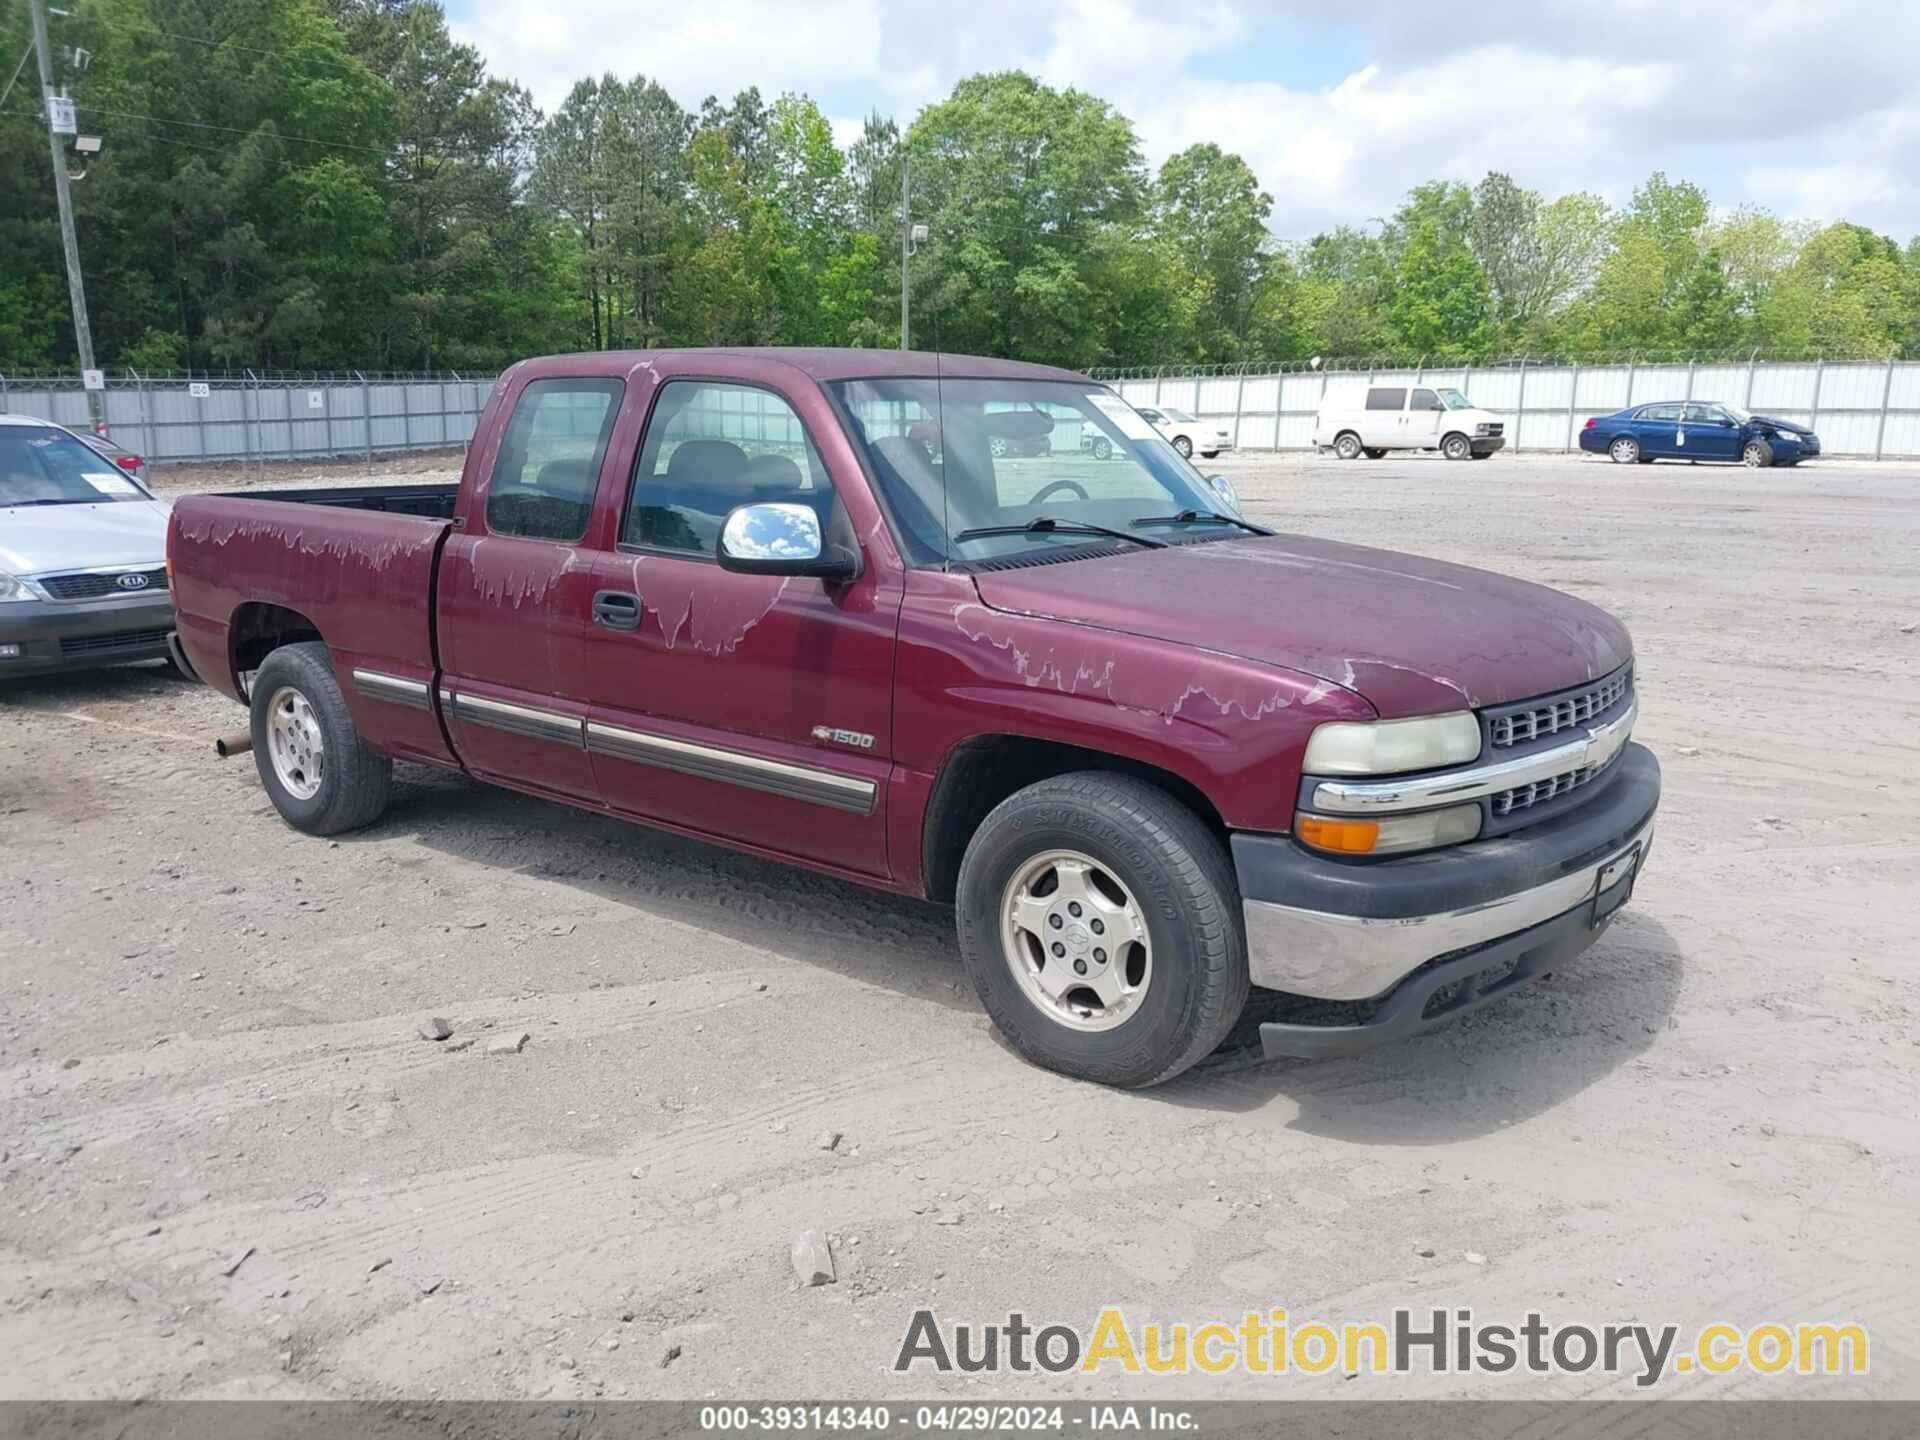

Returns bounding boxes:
[1471,451,1493,460]
[955,773,1249,1089]
[1171,435,1193,459]
[1200,450,1219,459]
[1608,436,1639,464]
[1637,456,1656,464]
[249,641,392,836]
[1363,447,1388,459]
[988,436,1009,459]
[1332,431,1363,461]
[1742,438,1774,468]
[1090,436,1112,461]
[1441,432,1472,461]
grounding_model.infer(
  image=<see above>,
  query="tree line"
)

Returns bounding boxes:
[4,0,1918,376]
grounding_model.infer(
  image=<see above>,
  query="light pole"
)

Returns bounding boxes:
[29,0,100,425]
[900,151,927,351]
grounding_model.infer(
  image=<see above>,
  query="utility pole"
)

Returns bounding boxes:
[30,0,100,425]
[899,149,911,351]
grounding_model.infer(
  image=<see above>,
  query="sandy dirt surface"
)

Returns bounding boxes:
[3,451,1917,1402]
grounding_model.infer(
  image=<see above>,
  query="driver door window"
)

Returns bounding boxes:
[622,382,834,558]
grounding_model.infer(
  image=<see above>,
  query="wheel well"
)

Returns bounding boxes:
[1335,429,1360,445]
[920,734,1229,903]
[229,603,324,686]
[1442,429,1470,446]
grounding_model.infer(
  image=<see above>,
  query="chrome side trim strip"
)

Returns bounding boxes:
[585,721,876,815]
[1242,817,1654,1000]
[453,692,585,746]
[1311,700,1637,816]
[351,669,432,711]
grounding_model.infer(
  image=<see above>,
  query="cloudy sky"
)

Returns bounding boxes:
[446,0,1920,240]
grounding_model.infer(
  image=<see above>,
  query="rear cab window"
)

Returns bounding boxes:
[622,381,834,558]
[485,378,624,541]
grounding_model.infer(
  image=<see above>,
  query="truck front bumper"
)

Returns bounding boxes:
[1232,743,1659,1058]
[0,593,178,679]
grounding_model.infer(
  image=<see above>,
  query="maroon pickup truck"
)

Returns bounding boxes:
[167,348,1659,1087]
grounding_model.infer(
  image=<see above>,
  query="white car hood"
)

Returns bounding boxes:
[0,499,172,576]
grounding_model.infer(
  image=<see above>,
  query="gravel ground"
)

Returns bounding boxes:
[3,449,1917,1402]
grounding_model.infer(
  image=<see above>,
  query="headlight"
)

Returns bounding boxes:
[1474,423,1495,436]
[1302,711,1481,775]
[1296,803,1482,856]
[0,572,37,603]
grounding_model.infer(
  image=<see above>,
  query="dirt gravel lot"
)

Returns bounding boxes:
[4,450,1918,1402]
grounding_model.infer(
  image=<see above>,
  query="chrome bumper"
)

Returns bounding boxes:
[1243,814,1652,1000]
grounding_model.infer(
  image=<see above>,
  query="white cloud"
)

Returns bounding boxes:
[452,0,1920,237]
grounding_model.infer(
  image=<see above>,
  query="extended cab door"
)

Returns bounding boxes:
[434,374,625,801]
[576,368,901,879]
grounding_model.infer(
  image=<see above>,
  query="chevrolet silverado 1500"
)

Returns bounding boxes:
[167,348,1660,1087]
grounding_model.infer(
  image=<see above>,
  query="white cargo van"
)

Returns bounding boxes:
[1313,383,1506,461]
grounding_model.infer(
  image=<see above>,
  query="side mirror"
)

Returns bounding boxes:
[717,502,860,580]
[1205,473,1242,516]
[1717,417,1734,427]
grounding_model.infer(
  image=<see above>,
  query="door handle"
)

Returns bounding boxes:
[592,590,642,630]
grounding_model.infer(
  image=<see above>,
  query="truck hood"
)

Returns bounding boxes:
[0,499,172,576]
[970,533,1632,717]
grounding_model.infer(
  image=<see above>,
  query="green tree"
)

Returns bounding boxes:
[904,71,1144,362]
[1151,143,1272,359]
[1384,219,1493,358]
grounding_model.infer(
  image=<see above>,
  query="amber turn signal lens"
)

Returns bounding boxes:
[1295,814,1380,854]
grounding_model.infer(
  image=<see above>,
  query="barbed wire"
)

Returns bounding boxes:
[1089,348,1909,380]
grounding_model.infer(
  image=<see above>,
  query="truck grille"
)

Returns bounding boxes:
[38,568,168,600]
[1488,666,1631,748]
[59,627,172,657]
[1490,752,1618,817]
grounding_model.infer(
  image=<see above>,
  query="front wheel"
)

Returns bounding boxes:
[956,773,1248,1088]
[1090,436,1112,461]
[1363,447,1388,459]
[1743,439,1774,468]
[1441,432,1472,461]
[1171,435,1194,460]
[249,641,392,836]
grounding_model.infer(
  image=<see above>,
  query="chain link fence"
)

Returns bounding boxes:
[0,370,497,468]
[1091,354,1920,458]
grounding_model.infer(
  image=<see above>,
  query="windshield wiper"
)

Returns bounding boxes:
[952,516,1166,550]
[1130,509,1272,536]
[1,497,94,508]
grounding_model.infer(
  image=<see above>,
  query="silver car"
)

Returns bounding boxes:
[0,414,176,679]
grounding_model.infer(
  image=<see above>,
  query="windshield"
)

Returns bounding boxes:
[0,427,150,507]
[1160,407,1196,423]
[1436,388,1473,410]
[827,379,1240,566]
[1721,403,1752,423]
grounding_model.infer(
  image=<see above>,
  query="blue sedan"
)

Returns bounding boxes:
[1579,402,1820,467]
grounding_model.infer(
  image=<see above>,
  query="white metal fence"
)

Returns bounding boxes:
[0,371,497,466]
[1098,358,1920,459]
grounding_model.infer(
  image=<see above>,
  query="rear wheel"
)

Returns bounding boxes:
[1743,439,1774,468]
[956,773,1248,1088]
[1090,436,1112,461]
[249,641,392,836]
[1608,436,1639,464]
[1441,432,1472,461]
[1363,447,1388,459]
[1332,431,1363,461]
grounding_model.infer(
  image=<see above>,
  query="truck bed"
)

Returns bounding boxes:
[168,490,456,771]
[209,482,460,519]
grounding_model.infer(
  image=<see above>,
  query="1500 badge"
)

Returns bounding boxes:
[812,725,875,750]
